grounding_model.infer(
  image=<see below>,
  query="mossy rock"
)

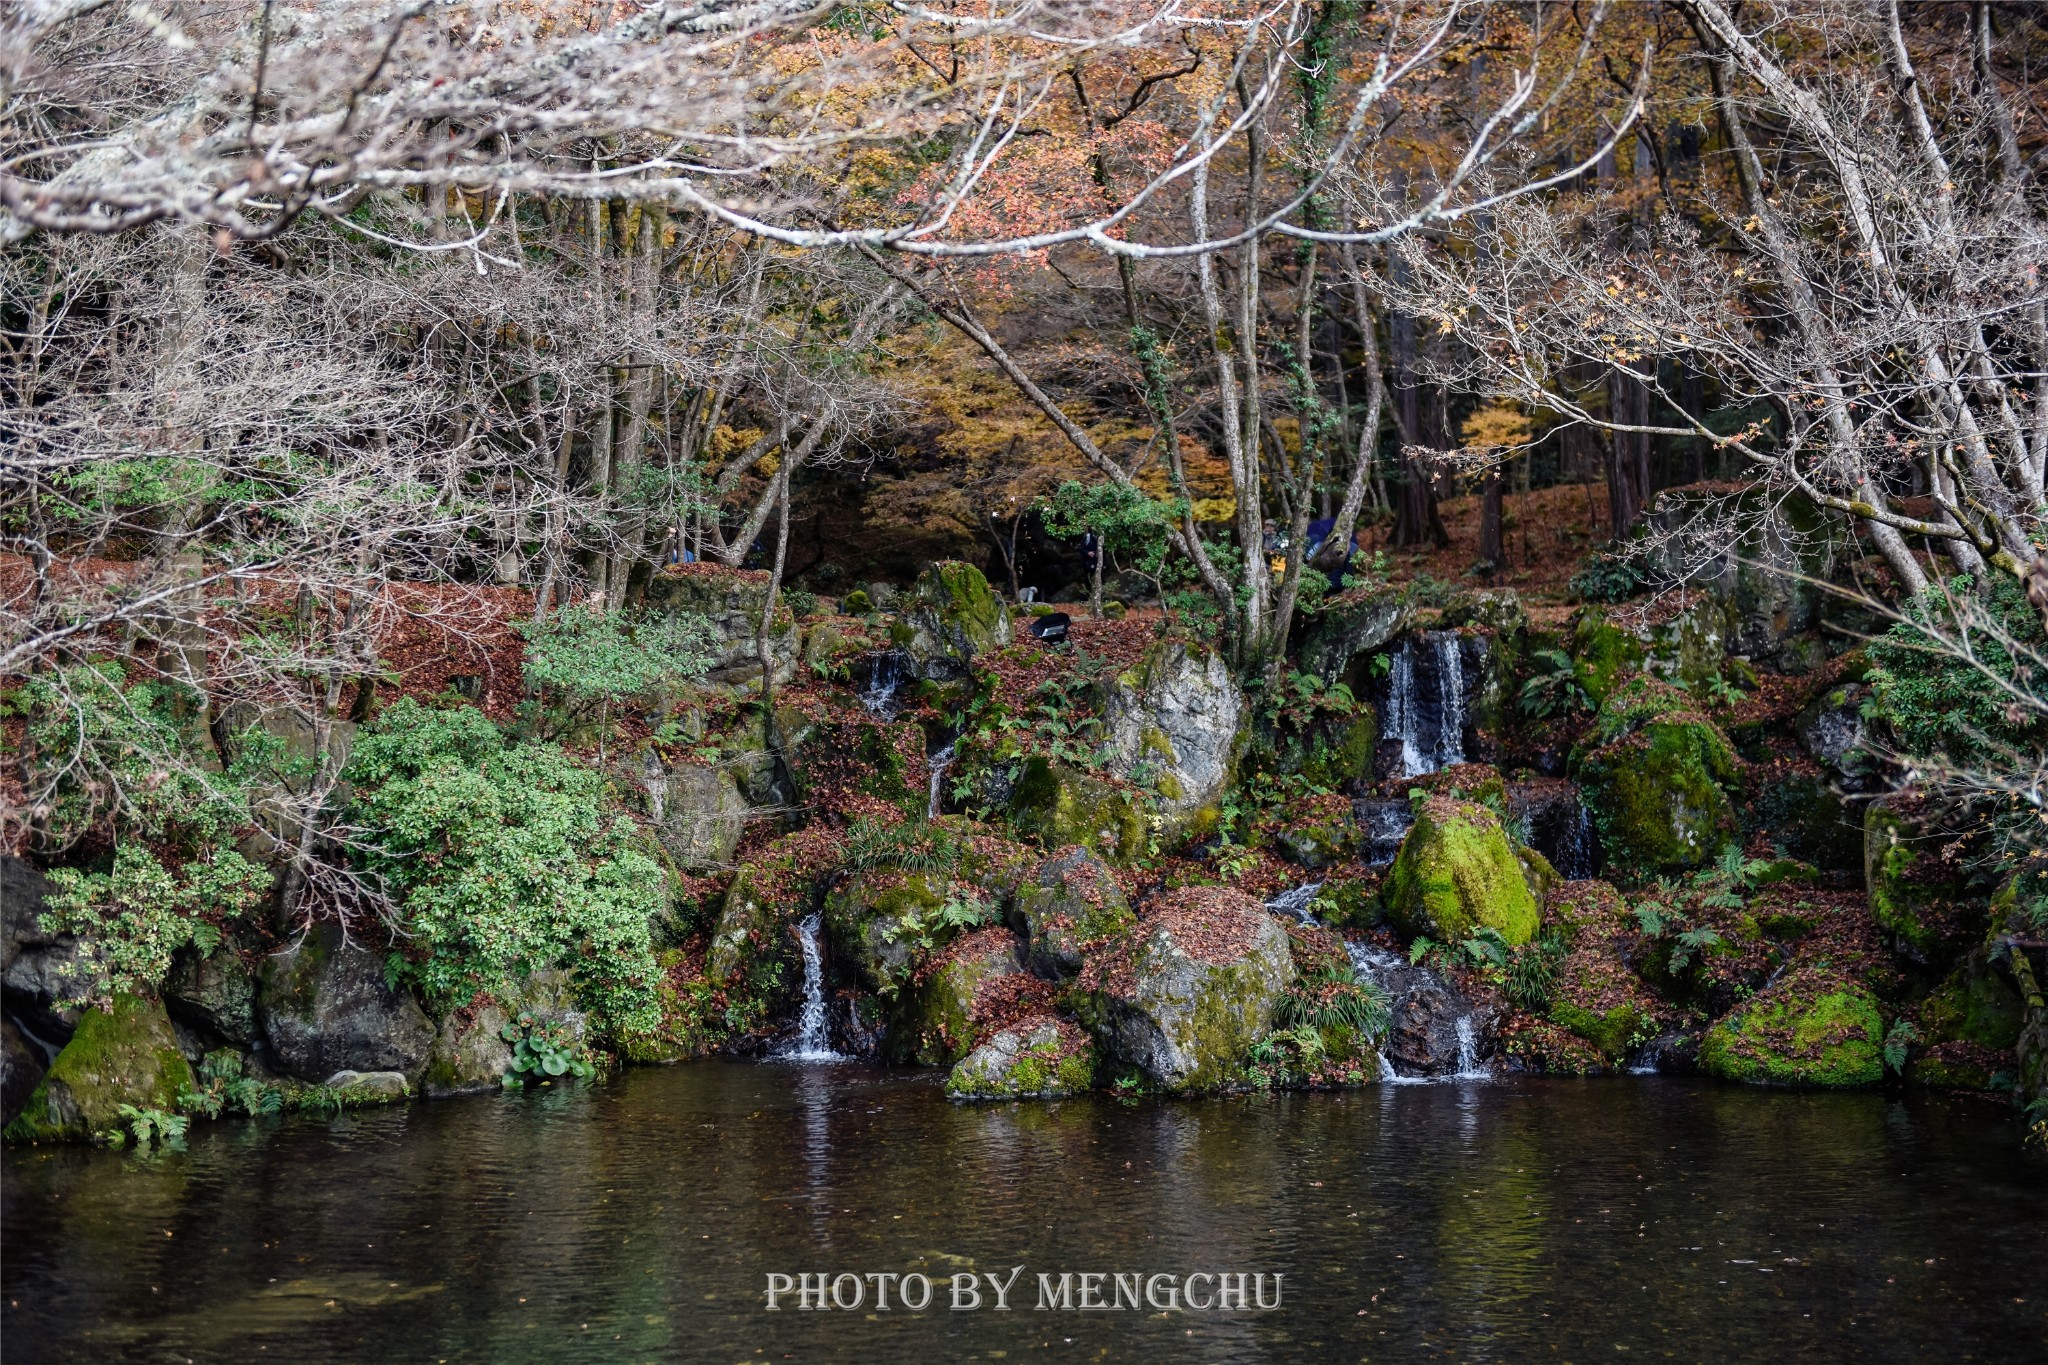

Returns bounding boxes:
[1698,967,1883,1088]
[641,565,802,686]
[1010,847,1134,980]
[1918,947,2025,1052]
[1006,757,1149,865]
[5,994,194,1143]
[703,859,805,1015]
[786,717,926,819]
[1097,641,1246,838]
[1382,796,1540,947]
[1078,887,1295,1092]
[823,869,949,997]
[1309,876,1384,932]
[1550,1000,1651,1061]
[423,969,587,1098]
[891,929,1025,1066]
[1569,607,1647,706]
[1743,773,1862,872]
[1864,799,1976,964]
[897,561,1010,680]
[1572,678,1739,878]
[257,923,434,1084]
[946,1015,1094,1099]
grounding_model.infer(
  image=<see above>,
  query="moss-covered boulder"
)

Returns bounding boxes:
[1572,677,1739,877]
[946,1014,1094,1100]
[822,869,949,997]
[1569,607,1648,707]
[641,564,801,686]
[1864,799,1976,964]
[5,994,194,1143]
[1441,591,1529,738]
[703,849,812,1012]
[892,928,1027,1066]
[1916,946,2026,1055]
[257,923,434,1084]
[1077,887,1295,1091]
[893,560,1009,681]
[1698,966,1883,1087]
[1382,796,1541,947]
[1647,487,1841,673]
[1006,757,1149,864]
[423,969,587,1098]
[1010,847,1133,979]
[1097,642,1245,837]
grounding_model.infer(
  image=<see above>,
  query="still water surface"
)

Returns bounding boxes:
[4,1064,2044,1363]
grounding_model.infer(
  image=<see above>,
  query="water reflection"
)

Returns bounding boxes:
[4,1067,2043,1363]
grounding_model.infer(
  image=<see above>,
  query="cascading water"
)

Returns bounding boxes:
[1381,631,1471,777]
[1356,798,1416,866]
[1266,884,1488,1084]
[927,741,955,821]
[857,653,906,718]
[781,912,843,1062]
[1431,632,1466,770]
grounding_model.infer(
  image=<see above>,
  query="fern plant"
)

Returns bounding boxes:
[1518,648,1592,719]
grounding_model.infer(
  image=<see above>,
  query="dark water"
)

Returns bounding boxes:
[4,1065,2044,1363]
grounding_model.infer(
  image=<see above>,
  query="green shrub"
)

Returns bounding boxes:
[43,844,270,1002]
[344,699,668,1039]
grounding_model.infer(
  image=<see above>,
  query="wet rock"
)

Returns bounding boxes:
[704,856,805,1000]
[256,924,433,1083]
[5,994,194,1142]
[641,565,801,685]
[1383,796,1541,947]
[1347,940,1489,1076]
[2,1014,45,1127]
[1079,887,1294,1091]
[423,969,587,1098]
[1,855,104,1044]
[946,1015,1093,1100]
[1698,965,1882,1087]
[164,943,257,1045]
[1010,848,1133,980]
[1572,677,1739,877]
[892,560,1009,681]
[1005,757,1148,865]
[892,928,1026,1066]
[320,1069,411,1102]
[1097,641,1245,836]
[1506,780,1600,881]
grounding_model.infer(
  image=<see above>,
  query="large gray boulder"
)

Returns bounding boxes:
[892,561,1010,681]
[256,923,433,1083]
[1298,586,1412,684]
[1647,487,1841,673]
[423,968,586,1098]
[1097,641,1244,836]
[164,943,258,1045]
[1009,848,1132,980]
[2,856,105,1045]
[640,748,749,869]
[1079,887,1294,1091]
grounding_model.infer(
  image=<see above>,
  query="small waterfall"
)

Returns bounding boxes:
[781,912,843,1062]
[1264,882,1325,922]
[857,652,906,718]
[1452,1015,1485,1079]
[1387,641,1424,776]
[1431,632,1466,769]
[927,741,955,821]
[1356,798,1415,866]
[1561,802,1597,880]
[1381,632,1470,778]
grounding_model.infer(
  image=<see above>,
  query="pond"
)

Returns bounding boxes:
[4,1064,2044,1363]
